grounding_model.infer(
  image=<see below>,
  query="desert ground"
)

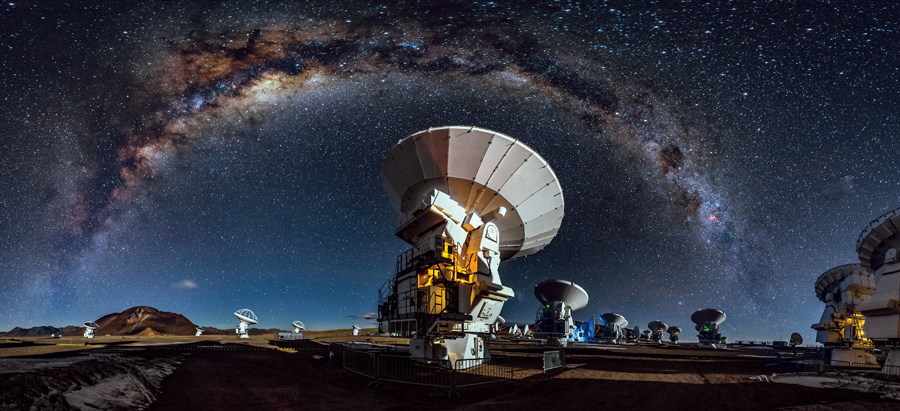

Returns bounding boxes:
[2,331,898,410]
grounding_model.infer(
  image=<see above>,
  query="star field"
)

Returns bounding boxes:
[0,1,898,342]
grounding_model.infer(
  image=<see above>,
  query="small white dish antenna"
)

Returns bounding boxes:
[648,320,668,343]
[234,308,258,339]
[600,313,628,343]
[692,308,726,347]
[83,322,99,339]
[789,332,803,347]
[534,279,589,346]
[292,321,305,333]
[667,326,682,343]
[352,324,361,336]
[195,326,205,337]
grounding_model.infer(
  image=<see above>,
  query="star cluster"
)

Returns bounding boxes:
[0,1,898,341]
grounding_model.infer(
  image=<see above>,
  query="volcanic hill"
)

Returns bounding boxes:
[69,306,198,336]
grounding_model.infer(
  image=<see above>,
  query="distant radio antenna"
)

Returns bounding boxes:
[233,309,258,339]
[278,320,306,341]
[195,326,205,337]
[667,326,682,344]
[789,332,803,347]
[533,279,589,347]
[691,308,726,348]
[352,325,361,336]
[599,313,628,344]
[83,322,99,339]
[647,320,668,344]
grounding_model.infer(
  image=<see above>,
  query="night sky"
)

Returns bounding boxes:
[1,0,898,342]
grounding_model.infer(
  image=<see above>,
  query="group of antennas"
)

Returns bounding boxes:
[811,207,900,368]
[80,309,310,340]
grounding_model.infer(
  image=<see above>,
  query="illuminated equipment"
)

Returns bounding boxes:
[691,308,726,348]
[83,322,99,339]
[523,324,533,338]
[234,308,257,339]
[667,326,682,344]
[648,321,668,344]
[195,326,205,337]
[628,326,640,343]
[377,126,565,367]
[569,318,595,343]
[352,325,361,336]
[857,207,900,367]
[790,332,803,347]
[534,280,589,347]
[641,329,651,340]
[510,324,521,338]
[278,321,306,340]
[599,313,628,344]
[810,264,876,364]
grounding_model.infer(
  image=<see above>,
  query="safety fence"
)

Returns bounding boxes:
[849,362,880,370]
[338,346,513,395]
[773,359,829,372]
[543,350,566,373]
[881,364,900,376]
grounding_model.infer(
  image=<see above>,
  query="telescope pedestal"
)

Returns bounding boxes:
[410,334,488,368]
[830,347,876,364]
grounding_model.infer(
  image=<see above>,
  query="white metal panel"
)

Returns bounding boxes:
[448,128,492,181]
[517,183,565,223]
[474,133,515,186]
[414,128,449,180]
[485,143,532,189]
[499,157,557,207]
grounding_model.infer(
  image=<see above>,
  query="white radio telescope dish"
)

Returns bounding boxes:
[600,313,628,344]
[378,125,565,367]
[352,324,361,336]
[692,308,726,347]
[667,326,682,343]
[234,308,258,339]
[195,326,205,337]
[381,126,565,260]
[856,207,900,272]
[648,320,668,343]
[790,332,803,347]
[534,279,589,347]
[292,321,305,333]
[83,321,99,339]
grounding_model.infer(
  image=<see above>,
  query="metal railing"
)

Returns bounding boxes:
[339,347,513,395]
[882,364,900,376]
[543,350,565,373]
[343,348,377,379]
[454,357,513,388]
[378,355,454,388]
[849,361,880,371]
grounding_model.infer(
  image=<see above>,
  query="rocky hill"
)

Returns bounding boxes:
[0,326,78,337]
[68,306,199,336]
